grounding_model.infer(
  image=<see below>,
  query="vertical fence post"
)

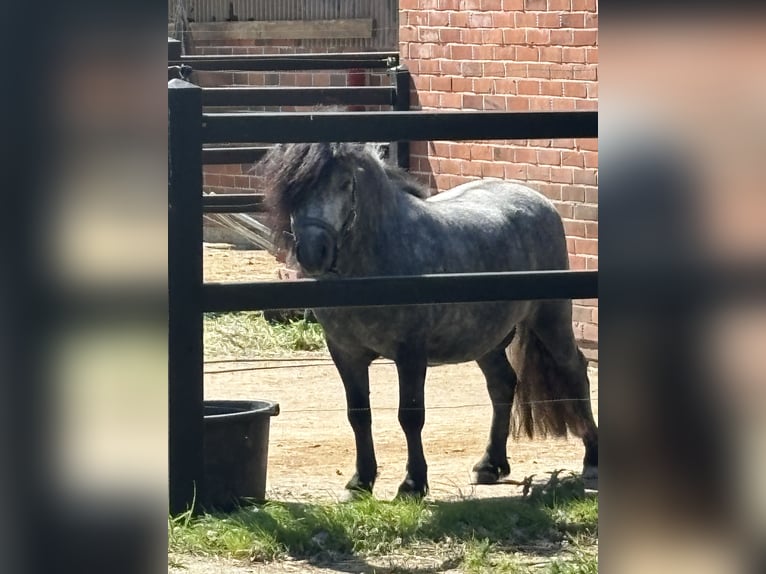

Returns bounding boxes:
[168,79,204,515]
[390,65,411,170]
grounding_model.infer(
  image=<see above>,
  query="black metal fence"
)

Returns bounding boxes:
[168,74,598,514]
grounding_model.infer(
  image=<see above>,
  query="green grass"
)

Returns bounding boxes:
[169,472,597,572]
[204,311,326,358]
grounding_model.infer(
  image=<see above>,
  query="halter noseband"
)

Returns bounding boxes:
[285,174,358,272]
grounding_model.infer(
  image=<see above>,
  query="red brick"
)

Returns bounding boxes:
[452,77,473,92]
[527,64,552,79]
[471,145,494,161]
[583,323,598,342]
[573,169,598,185]
[538,13,563,29]
[550,65,574,80]
[459,0,482,7]
[482,162,506,178]
[530,97,553,110]
[507,95,530,111]
[574,67,597,81]
[564,218,586,237]
[429,12,450,26]
[526,29,550,45]
[548,0,573,9]
[449,143,472,160]
[539,47,563,63]
[450,44,473,59]
[462,29,483,44]
[572,0,597,10]
[527,165,552,182]
[463,94,484,109]
[585,187,598,203]
[438,0,460,7]
[505,164,528,179]
[492,11,514,27]
[541,81,564,96]
[550,167,574,184]
[502,29,526,45]
[494,78,516,94]
[439,28,462,42]
[585,12,599,28]
[574,204,598,221]
[561,13,585,28]
[483,62,506,77]
[524,0,546,9]
[564,82,587,98]
[573,30,598,46]
[550,30,574,46]
[555,202,574,218]
[503,0,524,8]
[462,62,484,77]
[538,183,562,201]
[562,185,585,202]
[469,13,493,28]
[431,76,452,91]
[449,12,469,26]
[480,0,503,8]
[518,80,540,95]
[586,48,599,64]
[440,60,462,75]
[484,95,507,110]
[592,307,599,324]
[563,47,587,63]
[493,146,514,161]
[584,151,599,168]
[470,74,495,92]
[569,255,586,270]
[585,222,598,239]
[561,151,584,167]
[515,12,538,27]
[514,148,536,163]
[505,63,528,77]
[537,149,561,166]
[515,46,539,62]
[400,0,418,7]
[577,138,598,152]
[461,160,483,177]
[440,93,463,108]
[482,28,505,44]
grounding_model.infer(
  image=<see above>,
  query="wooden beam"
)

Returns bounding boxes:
[181,19,373,41]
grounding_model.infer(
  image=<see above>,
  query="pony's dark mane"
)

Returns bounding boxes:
[260,142,431,246]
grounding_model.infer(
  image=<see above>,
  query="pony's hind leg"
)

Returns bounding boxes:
[472,347,518,484]
[327,340,379,498]
[514,301,598,487]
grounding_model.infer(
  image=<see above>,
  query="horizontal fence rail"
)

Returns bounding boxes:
[202,86,396,107]
[202,193,266,213]
[201,110,598,144]
[202,145,270,164]
[203,270,598,312]
[170,51,399,71]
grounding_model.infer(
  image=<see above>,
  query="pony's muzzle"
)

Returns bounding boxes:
[294,227,337,276]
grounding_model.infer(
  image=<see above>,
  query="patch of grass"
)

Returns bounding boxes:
[169,472,598,572]
[204,311,325,358]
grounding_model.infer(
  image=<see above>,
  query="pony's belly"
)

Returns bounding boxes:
[316,301,531,363]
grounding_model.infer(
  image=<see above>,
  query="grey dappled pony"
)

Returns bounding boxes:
[262,142,598,498]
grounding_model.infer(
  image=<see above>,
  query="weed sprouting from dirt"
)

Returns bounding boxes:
[168,472,598,571]
[204,311,325,358]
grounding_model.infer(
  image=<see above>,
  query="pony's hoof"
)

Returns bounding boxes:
[471,469,502,485]
[471,461,511,484]
[582,465,598,490]
[396,478,428,500]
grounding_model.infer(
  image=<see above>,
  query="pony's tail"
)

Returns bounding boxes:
[509,325,591,440]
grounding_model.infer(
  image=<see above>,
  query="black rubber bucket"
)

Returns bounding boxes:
[202,400,280,511]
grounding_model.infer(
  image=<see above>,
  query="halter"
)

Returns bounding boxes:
[284,174,358,272]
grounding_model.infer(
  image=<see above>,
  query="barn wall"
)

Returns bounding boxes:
[400,0,599,361]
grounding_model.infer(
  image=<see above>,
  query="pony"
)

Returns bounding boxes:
[261,142,598,498]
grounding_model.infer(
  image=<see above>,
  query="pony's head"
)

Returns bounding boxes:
[262,143,368,276]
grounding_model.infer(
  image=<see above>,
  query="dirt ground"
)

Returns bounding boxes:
[181,244,599,572]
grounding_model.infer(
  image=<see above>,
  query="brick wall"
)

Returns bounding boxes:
[400,0,599,361]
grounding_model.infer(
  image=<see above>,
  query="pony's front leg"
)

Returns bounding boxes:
[395,348,429,498]
[327,341,378,498]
